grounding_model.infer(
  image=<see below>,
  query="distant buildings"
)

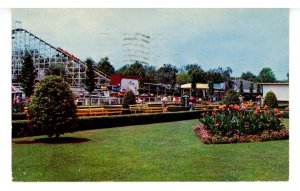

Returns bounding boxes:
[258,83,289,102]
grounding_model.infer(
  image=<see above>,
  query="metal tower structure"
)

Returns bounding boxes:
[123,33,151,65]
[12,28,111,87]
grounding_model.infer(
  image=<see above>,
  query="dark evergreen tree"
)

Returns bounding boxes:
[85,58,96,94]
[208,80,214,101]
[20,51,36,97]
[96,57,115,77]
[239,80,244,95]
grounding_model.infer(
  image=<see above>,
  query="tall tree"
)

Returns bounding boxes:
[156,64,178,87]
[116,64,129,74]
[20,51,36,98]
[96,57,115,77]
[257,67,276,83]
[186,64,207,96]
[176,70,191,85]
[123,61,146,83]
[45,64,66,78]
[206,66,233,91]
[208,80,214,101]
[249,82,254,98]
[144,65,157,83]
[85,58,96,94]
[239,80,244,95]
[257,84,261,95]
[241,71,257,82]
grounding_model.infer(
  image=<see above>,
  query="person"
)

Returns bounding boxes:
[136,96,142,104]
[162,94,168,107]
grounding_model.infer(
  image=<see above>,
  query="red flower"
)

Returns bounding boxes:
[255,107,260,112]
[264,105,269,110]
[273,108,279,113]
[233,104,240,110]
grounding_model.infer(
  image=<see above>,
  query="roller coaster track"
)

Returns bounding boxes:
[12,28,110,87]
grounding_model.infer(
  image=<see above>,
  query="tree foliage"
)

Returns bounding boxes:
[29,75,77,138]
[85,58,96,93]
[144,65,157,83]
[123,61,146,83]
[45,64,66,78]
[208,80,214,98]
[239,80,244,95]
[176,70,191,85]
[249,82,254,98]
[156,64,178,86]
[241,71,257,82]
[116,64,129,74]
[257,67,276,83]
[96,57,115,77]
[264,91,278,108]
[20,51,36,97]
[257,84,261,95]
[206,66,233,90]
[223,89,240,105]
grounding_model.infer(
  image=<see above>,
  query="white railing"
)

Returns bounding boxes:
[76,97,123,106]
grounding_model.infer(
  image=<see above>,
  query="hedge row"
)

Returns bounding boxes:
[167,106,190,112]
[12,110,206,138]
[12,112,27,120]
[12,109,290,121]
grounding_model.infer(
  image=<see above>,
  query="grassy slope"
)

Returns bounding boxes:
[12,119,289,181]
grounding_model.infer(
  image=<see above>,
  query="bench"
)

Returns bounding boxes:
[193,106,208,111]
[90,108,123,116]
[129,104,146,114]
[76,109,92,116]
[76,107,123,117]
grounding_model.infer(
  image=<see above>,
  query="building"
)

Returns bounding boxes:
[180,83,226,98]
[258,83,289,102]
[232,79,257,94]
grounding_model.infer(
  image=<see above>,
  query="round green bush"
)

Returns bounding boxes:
[29,75,77,137]
[122,90,136,108]
[222,89,240,105]
[264,91,278,108]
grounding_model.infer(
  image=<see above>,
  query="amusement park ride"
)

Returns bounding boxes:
[11,28,147,105]
[12,28,111,88]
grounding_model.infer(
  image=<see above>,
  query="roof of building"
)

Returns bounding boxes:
[258,83,289,85]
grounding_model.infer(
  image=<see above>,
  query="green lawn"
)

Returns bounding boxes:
[12,119,289,181]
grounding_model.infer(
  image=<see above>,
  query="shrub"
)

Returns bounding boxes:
[223,89,240,105]
[28,75,77,138]
[264,91,278,108]
[122,90,136,108]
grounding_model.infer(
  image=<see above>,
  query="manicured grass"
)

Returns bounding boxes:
[12,119,289,181]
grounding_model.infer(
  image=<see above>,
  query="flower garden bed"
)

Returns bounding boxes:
[193,104,289,144]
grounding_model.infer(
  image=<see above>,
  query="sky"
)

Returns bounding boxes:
[12,8,289,80]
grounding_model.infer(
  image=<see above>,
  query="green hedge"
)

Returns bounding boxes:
[167,106,190,112]
[12,110,289,138]
[12,111,206,138]
[12,113,27,120]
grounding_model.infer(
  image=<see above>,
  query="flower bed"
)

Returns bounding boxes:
[193,104,289,144]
